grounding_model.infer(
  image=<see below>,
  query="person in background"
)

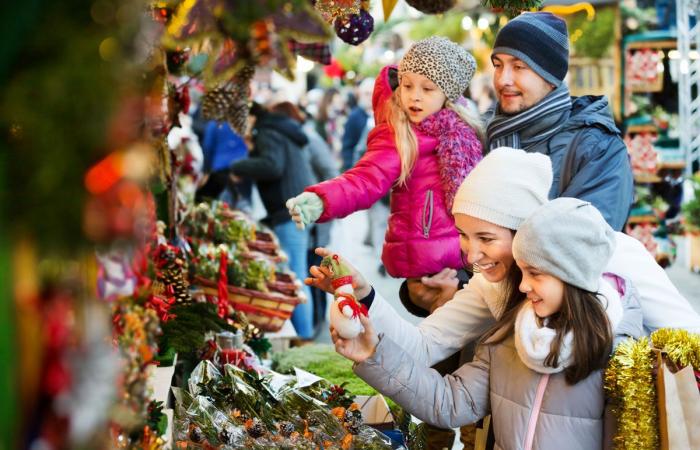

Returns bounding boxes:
[230,103,316,340]
[195,120,252,209]
[270,101,339,336]
[315,88,346,158]
[341,78,375,172]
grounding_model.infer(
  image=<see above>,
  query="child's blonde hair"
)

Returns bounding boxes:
[386,88,485,186]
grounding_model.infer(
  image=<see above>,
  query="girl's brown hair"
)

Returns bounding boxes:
[480,273,613,385]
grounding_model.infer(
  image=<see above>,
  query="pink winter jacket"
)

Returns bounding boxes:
[306,66,482,278]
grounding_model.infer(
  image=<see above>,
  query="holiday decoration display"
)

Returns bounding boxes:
[170,360,394,448]
[626,49,664,92]
[625,131,659,176]
[321,254,367,339]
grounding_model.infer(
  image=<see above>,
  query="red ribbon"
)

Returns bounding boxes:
[217,251,228,318]
[148,294,176,322]
[331,276,353,290]
[337,294,368,319]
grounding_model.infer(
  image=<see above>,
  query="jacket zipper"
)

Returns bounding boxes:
[422,190,434,238]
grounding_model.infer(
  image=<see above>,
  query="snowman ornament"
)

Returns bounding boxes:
[320,254,368,339]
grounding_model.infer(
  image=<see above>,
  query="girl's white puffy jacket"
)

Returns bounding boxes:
[367,232,700,368]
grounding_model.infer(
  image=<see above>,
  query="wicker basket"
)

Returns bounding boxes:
[192,276,303,332]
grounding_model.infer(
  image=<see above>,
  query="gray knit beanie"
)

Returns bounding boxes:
[492,12,569,86]
[398,36,476,102]
[512,198,616,292]
[452,147,552,230]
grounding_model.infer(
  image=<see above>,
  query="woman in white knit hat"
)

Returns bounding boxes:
[333,198,627,450]
[307,147,700,370]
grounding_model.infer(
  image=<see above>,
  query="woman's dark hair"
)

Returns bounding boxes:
[480,262,613,385]
[270,101,306,124]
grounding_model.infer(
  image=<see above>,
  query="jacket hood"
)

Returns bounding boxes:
[563,95,620,135]
[372,65,399,125]
[256,111,309,147]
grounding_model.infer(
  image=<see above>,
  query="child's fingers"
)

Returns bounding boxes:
[309,266,326,279]
[314,247,332,257]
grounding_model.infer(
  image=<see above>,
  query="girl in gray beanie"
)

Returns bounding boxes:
[332,198,627,450]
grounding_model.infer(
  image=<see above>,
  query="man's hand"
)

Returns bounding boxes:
[331,315,379,363]
[407,268,460,313]
[305,248,372,299]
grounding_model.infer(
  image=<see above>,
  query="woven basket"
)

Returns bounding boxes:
[192,276,303,332]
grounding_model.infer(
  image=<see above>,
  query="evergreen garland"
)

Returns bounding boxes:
[158,302,236,355]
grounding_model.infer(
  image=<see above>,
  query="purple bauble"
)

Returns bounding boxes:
[334,9,374,46]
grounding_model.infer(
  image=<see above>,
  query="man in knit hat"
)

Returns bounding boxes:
[487,11,633,231]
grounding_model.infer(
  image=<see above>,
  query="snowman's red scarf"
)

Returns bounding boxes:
[336,293,368,319]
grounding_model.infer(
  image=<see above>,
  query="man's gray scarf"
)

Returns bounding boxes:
[487,84,572,151]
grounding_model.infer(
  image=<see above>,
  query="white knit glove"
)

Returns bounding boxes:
[286,192,324,230]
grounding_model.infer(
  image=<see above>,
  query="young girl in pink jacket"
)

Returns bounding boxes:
[286,37,483,279]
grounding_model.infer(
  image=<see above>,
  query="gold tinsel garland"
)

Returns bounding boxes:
[605,329,700,450]
[651,328,700,370]
[604,337,658,450]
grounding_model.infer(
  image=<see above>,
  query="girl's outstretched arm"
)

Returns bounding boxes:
[305,124,401,222]
[353,332,491,429]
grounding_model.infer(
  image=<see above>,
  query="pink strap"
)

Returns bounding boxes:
[524,373,550,450]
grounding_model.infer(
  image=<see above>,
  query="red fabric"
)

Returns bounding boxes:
[217,252,228,318]
[337,294,368,318]
[331,275,353,290]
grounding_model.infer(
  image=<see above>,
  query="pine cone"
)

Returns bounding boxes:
[219,428,234,445]
[278,421,295,437]
[189,425,204,443]
[344,409,363,435]
[246,418,266,438]
[201,65,256,135]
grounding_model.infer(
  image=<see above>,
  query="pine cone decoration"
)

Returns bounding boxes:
[201,65,256,135]
[219,427,234,445]
[343,409,363,435]
[189,425,204,443]
[405,0,456,14]
[156,247,191,304]
[246,418,266,438]
[278,421,295,437]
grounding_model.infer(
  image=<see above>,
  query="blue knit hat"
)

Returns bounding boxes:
[492,12,569,86]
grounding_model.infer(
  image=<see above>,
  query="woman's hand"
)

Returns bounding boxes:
[305,248,371,298]
[331,315,379,363]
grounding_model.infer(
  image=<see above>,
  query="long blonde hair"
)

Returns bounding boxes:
[385,87,485,186]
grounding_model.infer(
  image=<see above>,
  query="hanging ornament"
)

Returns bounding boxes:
[323,58,345,78]
[405,0,456,14]
[205,39,247,86]
[481,0,542,17]
[334,9,374,45]
[315,0,361,23]
[200,65,255,135]
[382,0,399,20]
[272,2,334,44]
[288,40,332,65]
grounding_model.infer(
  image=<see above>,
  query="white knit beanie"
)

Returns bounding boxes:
[512,198,616,292]
[451,147,553,230]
